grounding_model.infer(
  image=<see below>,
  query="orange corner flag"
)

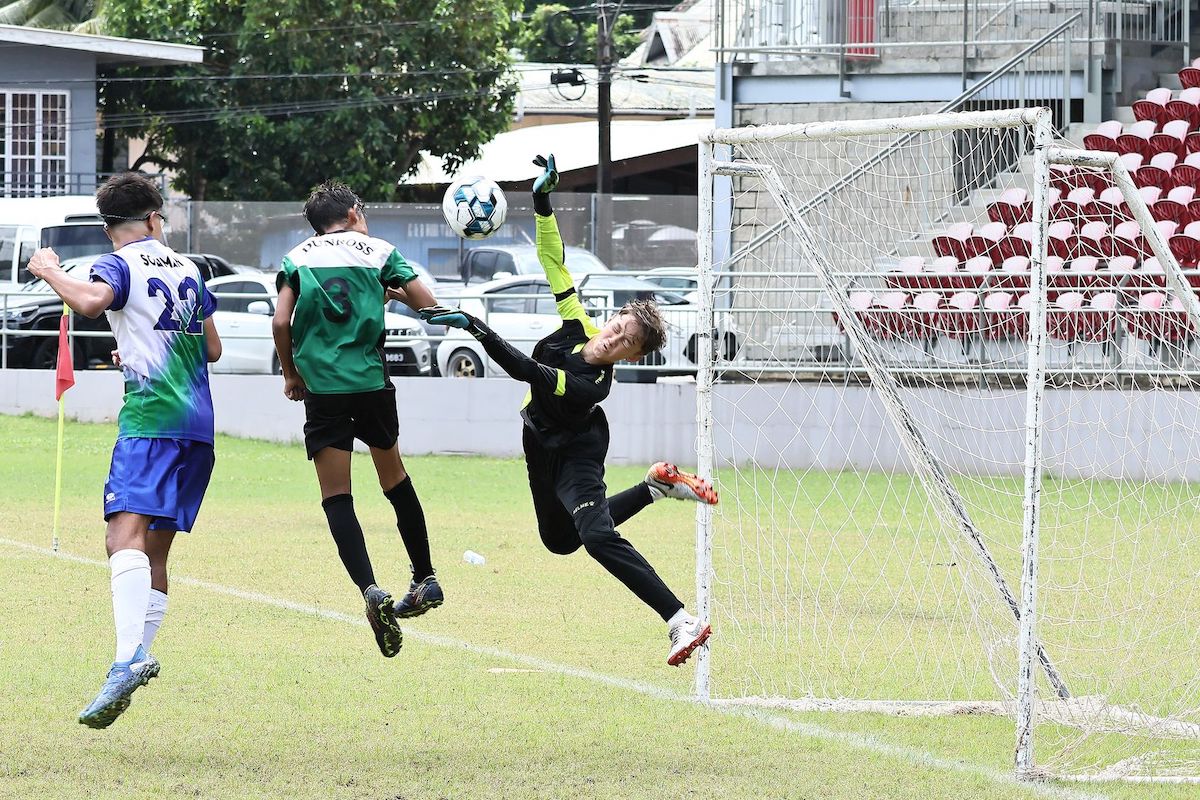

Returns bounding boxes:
[55,311,74,400]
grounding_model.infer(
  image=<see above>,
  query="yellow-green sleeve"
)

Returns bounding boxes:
[537,213,600,336]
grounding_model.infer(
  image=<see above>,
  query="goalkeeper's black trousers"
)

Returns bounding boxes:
[522,417,685,623]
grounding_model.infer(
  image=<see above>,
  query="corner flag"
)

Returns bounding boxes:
[55,310,75,399]
[52,307,73,552]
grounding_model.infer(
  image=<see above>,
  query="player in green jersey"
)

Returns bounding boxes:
[272,180,443,658]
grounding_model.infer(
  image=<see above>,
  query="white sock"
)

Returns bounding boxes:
[143,589,169,654]
[667,608,691,628]
[110,549,151,662]
[646,482,665,502]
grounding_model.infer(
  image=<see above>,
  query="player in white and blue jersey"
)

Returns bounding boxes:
[27,172,222,729]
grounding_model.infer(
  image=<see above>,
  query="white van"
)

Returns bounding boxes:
[0,196,109,287]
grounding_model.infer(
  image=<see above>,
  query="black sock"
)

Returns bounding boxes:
[608,483,654,527]
[321,494,376,593]
[384,477,434,582]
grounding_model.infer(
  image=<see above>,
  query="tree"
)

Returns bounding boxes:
[0,0,101,30]
[514,3,641,64]
[100,0,522,201]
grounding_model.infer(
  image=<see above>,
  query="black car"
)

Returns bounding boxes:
[1,254,236,369]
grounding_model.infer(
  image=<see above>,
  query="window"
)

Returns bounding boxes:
[486,284,533,314]
[494,252,516,275]
[0,91,69,197]
[469,251,497,282]
[532,283,557,315]
[213,281,268,313]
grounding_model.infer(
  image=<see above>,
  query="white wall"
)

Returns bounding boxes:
[5,370,1199,480]
[0,371,699,465]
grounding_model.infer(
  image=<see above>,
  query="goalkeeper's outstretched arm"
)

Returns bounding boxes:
[420,306,607,404]
[532,153,600,337]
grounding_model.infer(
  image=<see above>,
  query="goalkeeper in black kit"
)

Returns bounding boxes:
[422,155,717,666]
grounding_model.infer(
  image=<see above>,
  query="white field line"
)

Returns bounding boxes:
[1,536,1105,800]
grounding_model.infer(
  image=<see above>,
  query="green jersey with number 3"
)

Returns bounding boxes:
[279,231,417,394]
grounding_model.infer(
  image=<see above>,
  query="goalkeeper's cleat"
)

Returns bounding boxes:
[364,584,403,657]
[78,645,160,729]
[393,574,444,619]
[646,462,719,505]
[667,614,712,667]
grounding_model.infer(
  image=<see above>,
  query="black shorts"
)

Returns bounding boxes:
[302,384,399,459]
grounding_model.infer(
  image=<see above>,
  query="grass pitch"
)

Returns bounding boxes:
[0,413,1189,799]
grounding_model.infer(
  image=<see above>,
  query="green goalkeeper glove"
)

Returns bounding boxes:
[419,305,474,329]
[532,154,559,194]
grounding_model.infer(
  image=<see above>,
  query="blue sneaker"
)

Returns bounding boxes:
[78,645,160,729]
[393,575,444,619]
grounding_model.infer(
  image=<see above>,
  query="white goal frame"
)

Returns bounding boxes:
[693,107,1200,782]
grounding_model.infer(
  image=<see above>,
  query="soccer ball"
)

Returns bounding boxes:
[442,177,508,239]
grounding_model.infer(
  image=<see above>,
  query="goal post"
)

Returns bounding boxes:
[696,108,1200,782]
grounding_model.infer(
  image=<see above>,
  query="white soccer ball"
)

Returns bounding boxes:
[442,176,508,240]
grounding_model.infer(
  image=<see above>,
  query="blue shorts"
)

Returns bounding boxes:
[103,438,216,532]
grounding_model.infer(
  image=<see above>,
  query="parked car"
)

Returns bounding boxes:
[207,274,431,376]
[0,195,105,287]
[639,267,699,299]
[459,243,608,286]
[435,273,737,382]
[383,259,464,375]
[1,254,236,369]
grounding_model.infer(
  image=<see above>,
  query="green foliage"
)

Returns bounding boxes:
[100,0,522,201]
[514,3,641,64]
[0,0,99,30]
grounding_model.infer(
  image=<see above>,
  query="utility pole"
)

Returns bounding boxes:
[595,0,614,267]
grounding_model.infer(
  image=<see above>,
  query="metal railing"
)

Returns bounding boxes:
[715,0,1189,106]
[0,171,169,198]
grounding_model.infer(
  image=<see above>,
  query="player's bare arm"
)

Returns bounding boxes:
[271,283,305,401]
[28,247,114,319]
[203,317,222,363]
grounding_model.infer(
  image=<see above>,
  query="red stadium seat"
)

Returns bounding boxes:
[1151,120,1189,159]
[1084,120,1123,153]
[1169,220,1200,267]
[1180,57,1200,90]
[987,187,1031,227]
[1000,221,1036,260]
[1102,255,1138,292]
[1171,151,1200,189]
[1167,87,1200,129]
[1110,220,1144,259]
[1134,256,1168,290]
[837,291,876,335]
[1154,186,1195,225]
[1137,152,1178,189]
[1134,87,1174,128]
[911,291,943,338]
[1117,120,1156,158]
[968,221,1007,263]
[886,256,925,290]
[1093,186,1128,221]
[1186,128,1200,155]
[872,291,912,339]
[982,291,1018,339]
[1065,256,1101,291]
[925,255,960,291]
[1047,291,1087,341]
[1124,292,1193,342]
[1054,187,1097,221]
[932,222,973,262]
[996,255,1030,289]
[942,291,979,338]
[962,255,992,289]
[1047,221,1075,260]
[1073,221,1110,259]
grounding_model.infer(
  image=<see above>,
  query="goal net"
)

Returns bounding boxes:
[695,108,1200,782]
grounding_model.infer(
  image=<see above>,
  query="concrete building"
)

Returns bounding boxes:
[0,24,201,198]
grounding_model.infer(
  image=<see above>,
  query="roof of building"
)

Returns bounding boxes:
[0,24,204,65]
[401,118,713,185]
[623,0,713,69]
